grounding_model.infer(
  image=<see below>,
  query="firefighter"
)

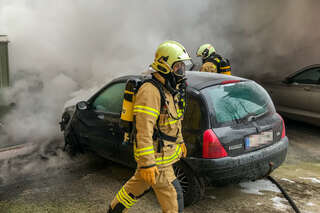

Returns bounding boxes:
[196,43,232,75]
[107,40,191,213]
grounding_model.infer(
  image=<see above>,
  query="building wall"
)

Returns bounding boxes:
[0,39,9,88]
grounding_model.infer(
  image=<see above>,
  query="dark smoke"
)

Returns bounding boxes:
[223,0,320,80]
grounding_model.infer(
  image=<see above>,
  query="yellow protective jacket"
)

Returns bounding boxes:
[133,73,184,169]
[200,61,218,73]
[200,55,232,75]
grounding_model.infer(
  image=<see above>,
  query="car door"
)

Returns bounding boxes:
[267,68,317,114]
[182,93,208,156]
[289,67,320,114]
[268,82,311,114]
[77,82,126,160]
[310,84,320,114]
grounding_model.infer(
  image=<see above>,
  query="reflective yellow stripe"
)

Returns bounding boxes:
[221,71,231,75]
[156,144,181,165]
[133,109,158,118]
[161,120,178,126]
[134,154,139,160]
[220,66,231,70]
[124,90,134,94]
[116,193,130,208]
[135,150,155,157]
[121,188,137,203]
[156,152,180,164]
[156,145,180,160]
[135,145,155,157]
[136,146,154,152]
[119,191,133,207]
[134,105,159,115]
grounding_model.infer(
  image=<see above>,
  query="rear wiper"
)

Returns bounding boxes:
[240,110,268,122]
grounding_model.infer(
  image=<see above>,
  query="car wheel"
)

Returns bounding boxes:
[174,160,205,206]
[63,126,83,156]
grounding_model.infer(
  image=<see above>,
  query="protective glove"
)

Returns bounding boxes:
[139,166,159,185]
[181,143,187,158]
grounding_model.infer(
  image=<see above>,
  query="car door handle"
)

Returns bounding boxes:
[97,114,104,120]
[304,87,311,91]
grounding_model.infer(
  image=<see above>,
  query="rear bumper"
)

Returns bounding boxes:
[184,137,288,186]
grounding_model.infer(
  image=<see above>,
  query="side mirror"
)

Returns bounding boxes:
[76,101,88,110]
[282,77,292,84]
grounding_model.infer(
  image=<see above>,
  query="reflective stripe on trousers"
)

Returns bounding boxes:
[108,166,183,213]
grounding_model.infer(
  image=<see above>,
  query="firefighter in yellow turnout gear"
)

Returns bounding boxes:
[196,43,232,75]
[107,41,191,213]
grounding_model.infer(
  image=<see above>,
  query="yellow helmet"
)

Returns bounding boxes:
[151,40,192,74]
[196,44,215,59]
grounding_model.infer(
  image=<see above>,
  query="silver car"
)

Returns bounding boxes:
[262,64,320,126]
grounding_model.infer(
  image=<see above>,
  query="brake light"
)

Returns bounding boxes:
[220,80,241,85]
[203,129,228,159]
[276,113,286,138]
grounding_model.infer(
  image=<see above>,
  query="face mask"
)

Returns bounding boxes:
[173,66,185,77]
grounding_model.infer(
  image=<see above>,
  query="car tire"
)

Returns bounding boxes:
[63,126,83,156]
[173,160,205,206]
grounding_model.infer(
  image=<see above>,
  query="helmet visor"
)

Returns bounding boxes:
[172,60,193,77]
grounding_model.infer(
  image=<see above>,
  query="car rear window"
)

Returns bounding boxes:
[202,81,275,124]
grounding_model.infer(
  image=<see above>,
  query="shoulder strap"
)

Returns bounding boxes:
[214,53,223,60]
[204,54,219,64]
[143,78,179,151]
[143,77,166,108]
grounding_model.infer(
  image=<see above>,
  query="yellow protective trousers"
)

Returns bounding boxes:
[108,166,183,213]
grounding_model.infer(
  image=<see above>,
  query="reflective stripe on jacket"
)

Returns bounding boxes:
[133,73,183,169]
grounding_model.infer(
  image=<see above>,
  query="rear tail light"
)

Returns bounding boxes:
[276,113,286,138]
[203,129,228,159]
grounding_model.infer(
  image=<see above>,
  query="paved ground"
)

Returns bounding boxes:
[0,119,319,213]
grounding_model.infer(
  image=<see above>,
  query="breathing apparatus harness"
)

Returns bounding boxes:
[120,74,187,153]
[151,73,187,152]
[158,71,187,120]
[203,53,231,74]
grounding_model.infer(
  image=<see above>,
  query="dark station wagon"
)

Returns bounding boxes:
[60,71,289,206]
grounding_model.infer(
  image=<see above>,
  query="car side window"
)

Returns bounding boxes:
[291,68,320,85]
[92,83,126,113]
[183,96,203,130]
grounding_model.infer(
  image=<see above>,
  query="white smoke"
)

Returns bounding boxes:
[0,0,319,184]
[0,0,211,146]
[0,0,212,184]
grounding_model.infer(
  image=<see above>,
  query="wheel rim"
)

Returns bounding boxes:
[174,166,189,194]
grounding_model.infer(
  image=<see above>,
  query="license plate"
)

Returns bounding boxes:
[245,130,273,149]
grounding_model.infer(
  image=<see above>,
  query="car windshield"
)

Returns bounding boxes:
[202,81,275,124]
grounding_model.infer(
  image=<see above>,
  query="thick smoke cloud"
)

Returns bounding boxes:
[0,0,212,146]
[226,0,320,80]
[0,0,212,184]
[0,0,319,183]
